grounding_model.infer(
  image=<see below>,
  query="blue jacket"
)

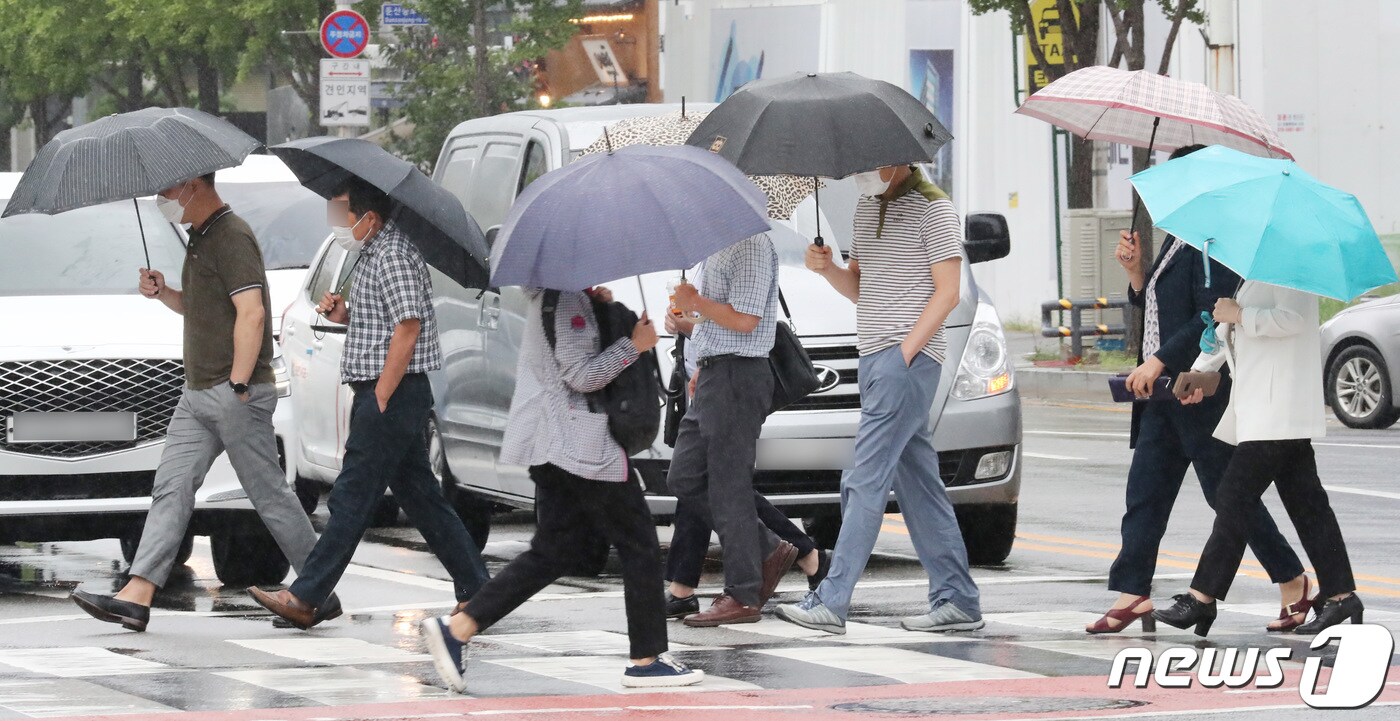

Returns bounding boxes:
[1127,237,1241,451]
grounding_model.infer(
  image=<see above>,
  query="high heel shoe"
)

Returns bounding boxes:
[1086,595,1157,634]
[1152,593,1217,637]
[1268,575,1316,633]
[1295,593,1364,635]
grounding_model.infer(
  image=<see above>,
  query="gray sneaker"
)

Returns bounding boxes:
[901,600,985,632]
[774,593,847,635]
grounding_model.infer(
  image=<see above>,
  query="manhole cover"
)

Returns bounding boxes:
[834,696,1147,715]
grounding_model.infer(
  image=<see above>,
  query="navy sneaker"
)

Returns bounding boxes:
[621,654,705,688]
[421,616,469,693]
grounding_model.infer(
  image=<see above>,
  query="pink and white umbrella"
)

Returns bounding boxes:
[1017,65,1291,160]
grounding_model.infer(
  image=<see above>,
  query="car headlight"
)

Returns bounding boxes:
[271,355,292,398]
[951,302,1014,401]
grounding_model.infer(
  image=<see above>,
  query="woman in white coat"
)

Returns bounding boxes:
[1153,280,1361,636]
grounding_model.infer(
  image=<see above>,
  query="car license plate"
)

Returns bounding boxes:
[6,412,137,443]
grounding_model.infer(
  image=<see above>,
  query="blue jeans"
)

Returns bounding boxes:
[814,346,981,619]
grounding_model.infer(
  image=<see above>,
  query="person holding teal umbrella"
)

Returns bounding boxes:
[1132,146,1395,636]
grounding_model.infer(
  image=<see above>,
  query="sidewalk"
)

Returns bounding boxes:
[1009,330,1121,404]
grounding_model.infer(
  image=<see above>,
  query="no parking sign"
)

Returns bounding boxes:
[321,9,370,59]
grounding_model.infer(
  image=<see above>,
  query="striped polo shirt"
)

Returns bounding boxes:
[849,191,964,363]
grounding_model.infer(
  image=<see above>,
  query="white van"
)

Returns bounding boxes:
[283,104,1023,567]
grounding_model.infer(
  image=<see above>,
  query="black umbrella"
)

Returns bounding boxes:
[2,106,260,269]
[687,71,953,245]
[269,136,490,289]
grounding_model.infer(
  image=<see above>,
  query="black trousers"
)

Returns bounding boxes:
[1109,403,1303,595]
[1193,439,1356,601]
[666,491,816,589]
[467,464,667,660]
[290,374,489,607]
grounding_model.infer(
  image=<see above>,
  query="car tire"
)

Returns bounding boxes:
[1327,344,1400,429]
[430,414,493,550]
[120,531,194,566]
[803,514,843,550]
[295,476,320,516]
[210,523,291,587]
[956,503,1018,566]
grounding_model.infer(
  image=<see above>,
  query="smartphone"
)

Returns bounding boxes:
[1173,371,1222,398]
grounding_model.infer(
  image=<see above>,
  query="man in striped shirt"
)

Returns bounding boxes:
[776,165,983,635]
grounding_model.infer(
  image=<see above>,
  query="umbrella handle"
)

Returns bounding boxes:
[1128,116,1162,233]
[1202,238,1213,289]
[134,198,154,279]
[812,177,824,247]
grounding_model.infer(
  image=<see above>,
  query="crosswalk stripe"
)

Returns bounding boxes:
[752,645,1042,683]
[217,666,458,705]
[728,618,959,645]
[985,610,1249,637]
[228,638,429,665]
[486,630,721,655]
[484,656,759,694]
[0,677,176,717]
[0,647,169,677]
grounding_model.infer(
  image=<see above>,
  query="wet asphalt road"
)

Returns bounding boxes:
[1,400,1398,720]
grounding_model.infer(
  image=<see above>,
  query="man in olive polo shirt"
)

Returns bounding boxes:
[70,173,327,633]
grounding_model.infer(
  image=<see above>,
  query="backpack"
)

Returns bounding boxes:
[541,290,662,456]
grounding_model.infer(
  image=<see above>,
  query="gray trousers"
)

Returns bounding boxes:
[130,383,318,587]
[666,355,779,607]
[814,347,981,618]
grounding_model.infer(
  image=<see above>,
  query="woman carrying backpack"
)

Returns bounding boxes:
[421,287,704,693]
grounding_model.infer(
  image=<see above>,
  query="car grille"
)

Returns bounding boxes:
[0,472,155,501]
[0,358,184,458]
[784,344,862,412]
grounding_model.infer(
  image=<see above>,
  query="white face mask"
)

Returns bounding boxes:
[156,182,193,224]
[853,170,892,197]
[331,214,370,252]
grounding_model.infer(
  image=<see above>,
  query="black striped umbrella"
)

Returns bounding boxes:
[2,107,260,269]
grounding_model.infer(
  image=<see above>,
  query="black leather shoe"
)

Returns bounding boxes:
[272,592,343,629]
[71,590,150,632]
[1152,593,1217,637]
[807,549,831,591]
[1296,594,1364,635]
[665,592,700,619]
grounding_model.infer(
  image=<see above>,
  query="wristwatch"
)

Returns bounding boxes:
[229,381,249,395]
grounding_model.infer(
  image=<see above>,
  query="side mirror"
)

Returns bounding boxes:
[485,225,501,249]
[965,213,1010,264]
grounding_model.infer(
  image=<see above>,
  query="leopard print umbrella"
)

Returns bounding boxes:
[581,110,821,221]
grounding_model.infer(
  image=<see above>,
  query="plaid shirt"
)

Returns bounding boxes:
[340,221,443,383]
[690,233,778,359]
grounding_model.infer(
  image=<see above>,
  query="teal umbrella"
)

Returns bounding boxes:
[1129,145,1397,301]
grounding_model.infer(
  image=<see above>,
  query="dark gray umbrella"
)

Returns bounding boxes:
[686,71,953,245]
[491,143,770,291]
[2,106,260,268]
[270,136,489,290]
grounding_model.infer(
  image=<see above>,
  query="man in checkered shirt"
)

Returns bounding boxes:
[666,233,799,627]
[250,178,488,630]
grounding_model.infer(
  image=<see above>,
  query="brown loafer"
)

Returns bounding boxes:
[759,541,800,605]
[683,594,761,627]
[248,587,318,630]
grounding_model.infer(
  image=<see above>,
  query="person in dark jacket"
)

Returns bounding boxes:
[1086,144,1308,635]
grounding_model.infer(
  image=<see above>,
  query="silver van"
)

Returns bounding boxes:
[283,103,1023,566]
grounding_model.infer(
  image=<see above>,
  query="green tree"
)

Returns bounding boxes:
[386,0,582,169]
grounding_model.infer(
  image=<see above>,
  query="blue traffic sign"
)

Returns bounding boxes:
[381,3,429,27]
[320,9,371,59]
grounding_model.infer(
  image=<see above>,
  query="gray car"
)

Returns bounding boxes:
[1321,295,1400,429]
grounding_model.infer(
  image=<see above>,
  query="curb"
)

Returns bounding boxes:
[1015,366,1119,403]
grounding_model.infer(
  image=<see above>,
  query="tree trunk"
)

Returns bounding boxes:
[194,55,221,115]
[125,60,145,111]
[472,0,490,118]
